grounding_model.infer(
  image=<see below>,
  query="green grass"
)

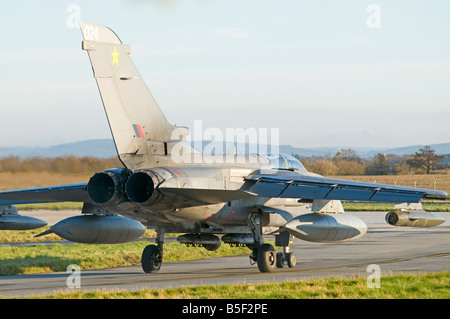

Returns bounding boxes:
[0,241,251,276]
[0,226,60,243]
[16,202,83,211]
[20,271,450,299]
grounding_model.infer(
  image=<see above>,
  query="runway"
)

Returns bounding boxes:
[1,212,450,297]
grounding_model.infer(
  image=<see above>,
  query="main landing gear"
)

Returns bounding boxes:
[142,231,164,273]
[140,215,296,274]
[248,212,296,273]
[250,243,276,272]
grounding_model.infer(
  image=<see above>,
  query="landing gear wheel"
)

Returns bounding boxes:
[257,244,276,272]
[286,252,296,268]
[276,252,285,268]
[142,244,162,273]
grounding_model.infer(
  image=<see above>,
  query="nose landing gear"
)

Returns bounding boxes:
[248,211,296,273]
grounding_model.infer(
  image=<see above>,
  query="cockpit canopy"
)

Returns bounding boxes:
[261,153,307,172]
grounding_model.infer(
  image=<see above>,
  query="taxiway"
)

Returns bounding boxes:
[0,212,449,297]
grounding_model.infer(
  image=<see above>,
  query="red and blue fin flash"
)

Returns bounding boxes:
[132,124,145,138]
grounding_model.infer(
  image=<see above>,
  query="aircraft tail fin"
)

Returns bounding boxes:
[80,22,190,169]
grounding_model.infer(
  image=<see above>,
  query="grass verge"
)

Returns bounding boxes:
[0,241,250,276]
[19,271,450,299]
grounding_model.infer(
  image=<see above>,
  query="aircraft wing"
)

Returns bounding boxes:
[0,173,446,207]
[245,173,447,203]
[0,183,89,205]
[0,182,256,208]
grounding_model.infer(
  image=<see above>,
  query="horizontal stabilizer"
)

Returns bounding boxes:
[0,183,89,206]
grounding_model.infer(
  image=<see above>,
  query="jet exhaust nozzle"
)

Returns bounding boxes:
[87,169,127,205]
[125,170,163,205]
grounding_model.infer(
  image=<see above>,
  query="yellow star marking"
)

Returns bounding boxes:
[111,46,120,66]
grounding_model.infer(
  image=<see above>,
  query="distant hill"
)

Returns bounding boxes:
[0,139,449,160]
[441,154,450,166]
[281,143,450,159]
[0,139,117,159]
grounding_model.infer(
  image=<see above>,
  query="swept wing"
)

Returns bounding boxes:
[0,172,446,208]
[245,173,447,203]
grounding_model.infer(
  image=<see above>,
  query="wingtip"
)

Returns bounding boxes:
[423,191,448,201]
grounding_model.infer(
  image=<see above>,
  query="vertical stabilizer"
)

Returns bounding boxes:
[80,22,190,169]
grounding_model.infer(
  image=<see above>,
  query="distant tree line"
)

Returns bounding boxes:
[0,146,446,176]
[0,156,122,174]
[297,146,447,176]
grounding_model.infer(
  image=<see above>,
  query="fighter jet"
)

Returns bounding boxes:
[0,22,447,273]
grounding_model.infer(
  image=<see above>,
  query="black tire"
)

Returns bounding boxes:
[286,252,296,268]
[276,252,285,268]
[257,244,276,272]
[142,244,162,273]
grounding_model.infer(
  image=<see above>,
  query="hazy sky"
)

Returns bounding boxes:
[1,1,449,149]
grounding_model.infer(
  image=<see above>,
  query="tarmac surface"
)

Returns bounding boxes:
[1,211,449,297]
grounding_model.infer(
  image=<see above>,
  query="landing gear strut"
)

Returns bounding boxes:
[142,230,165,273]
[248,211,296,272]
[248,211,277,272]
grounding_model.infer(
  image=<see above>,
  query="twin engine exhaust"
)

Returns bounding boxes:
[87,168,164,206]
[38,168,165,244]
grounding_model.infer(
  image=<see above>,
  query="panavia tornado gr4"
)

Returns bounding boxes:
[0,22,447,273]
